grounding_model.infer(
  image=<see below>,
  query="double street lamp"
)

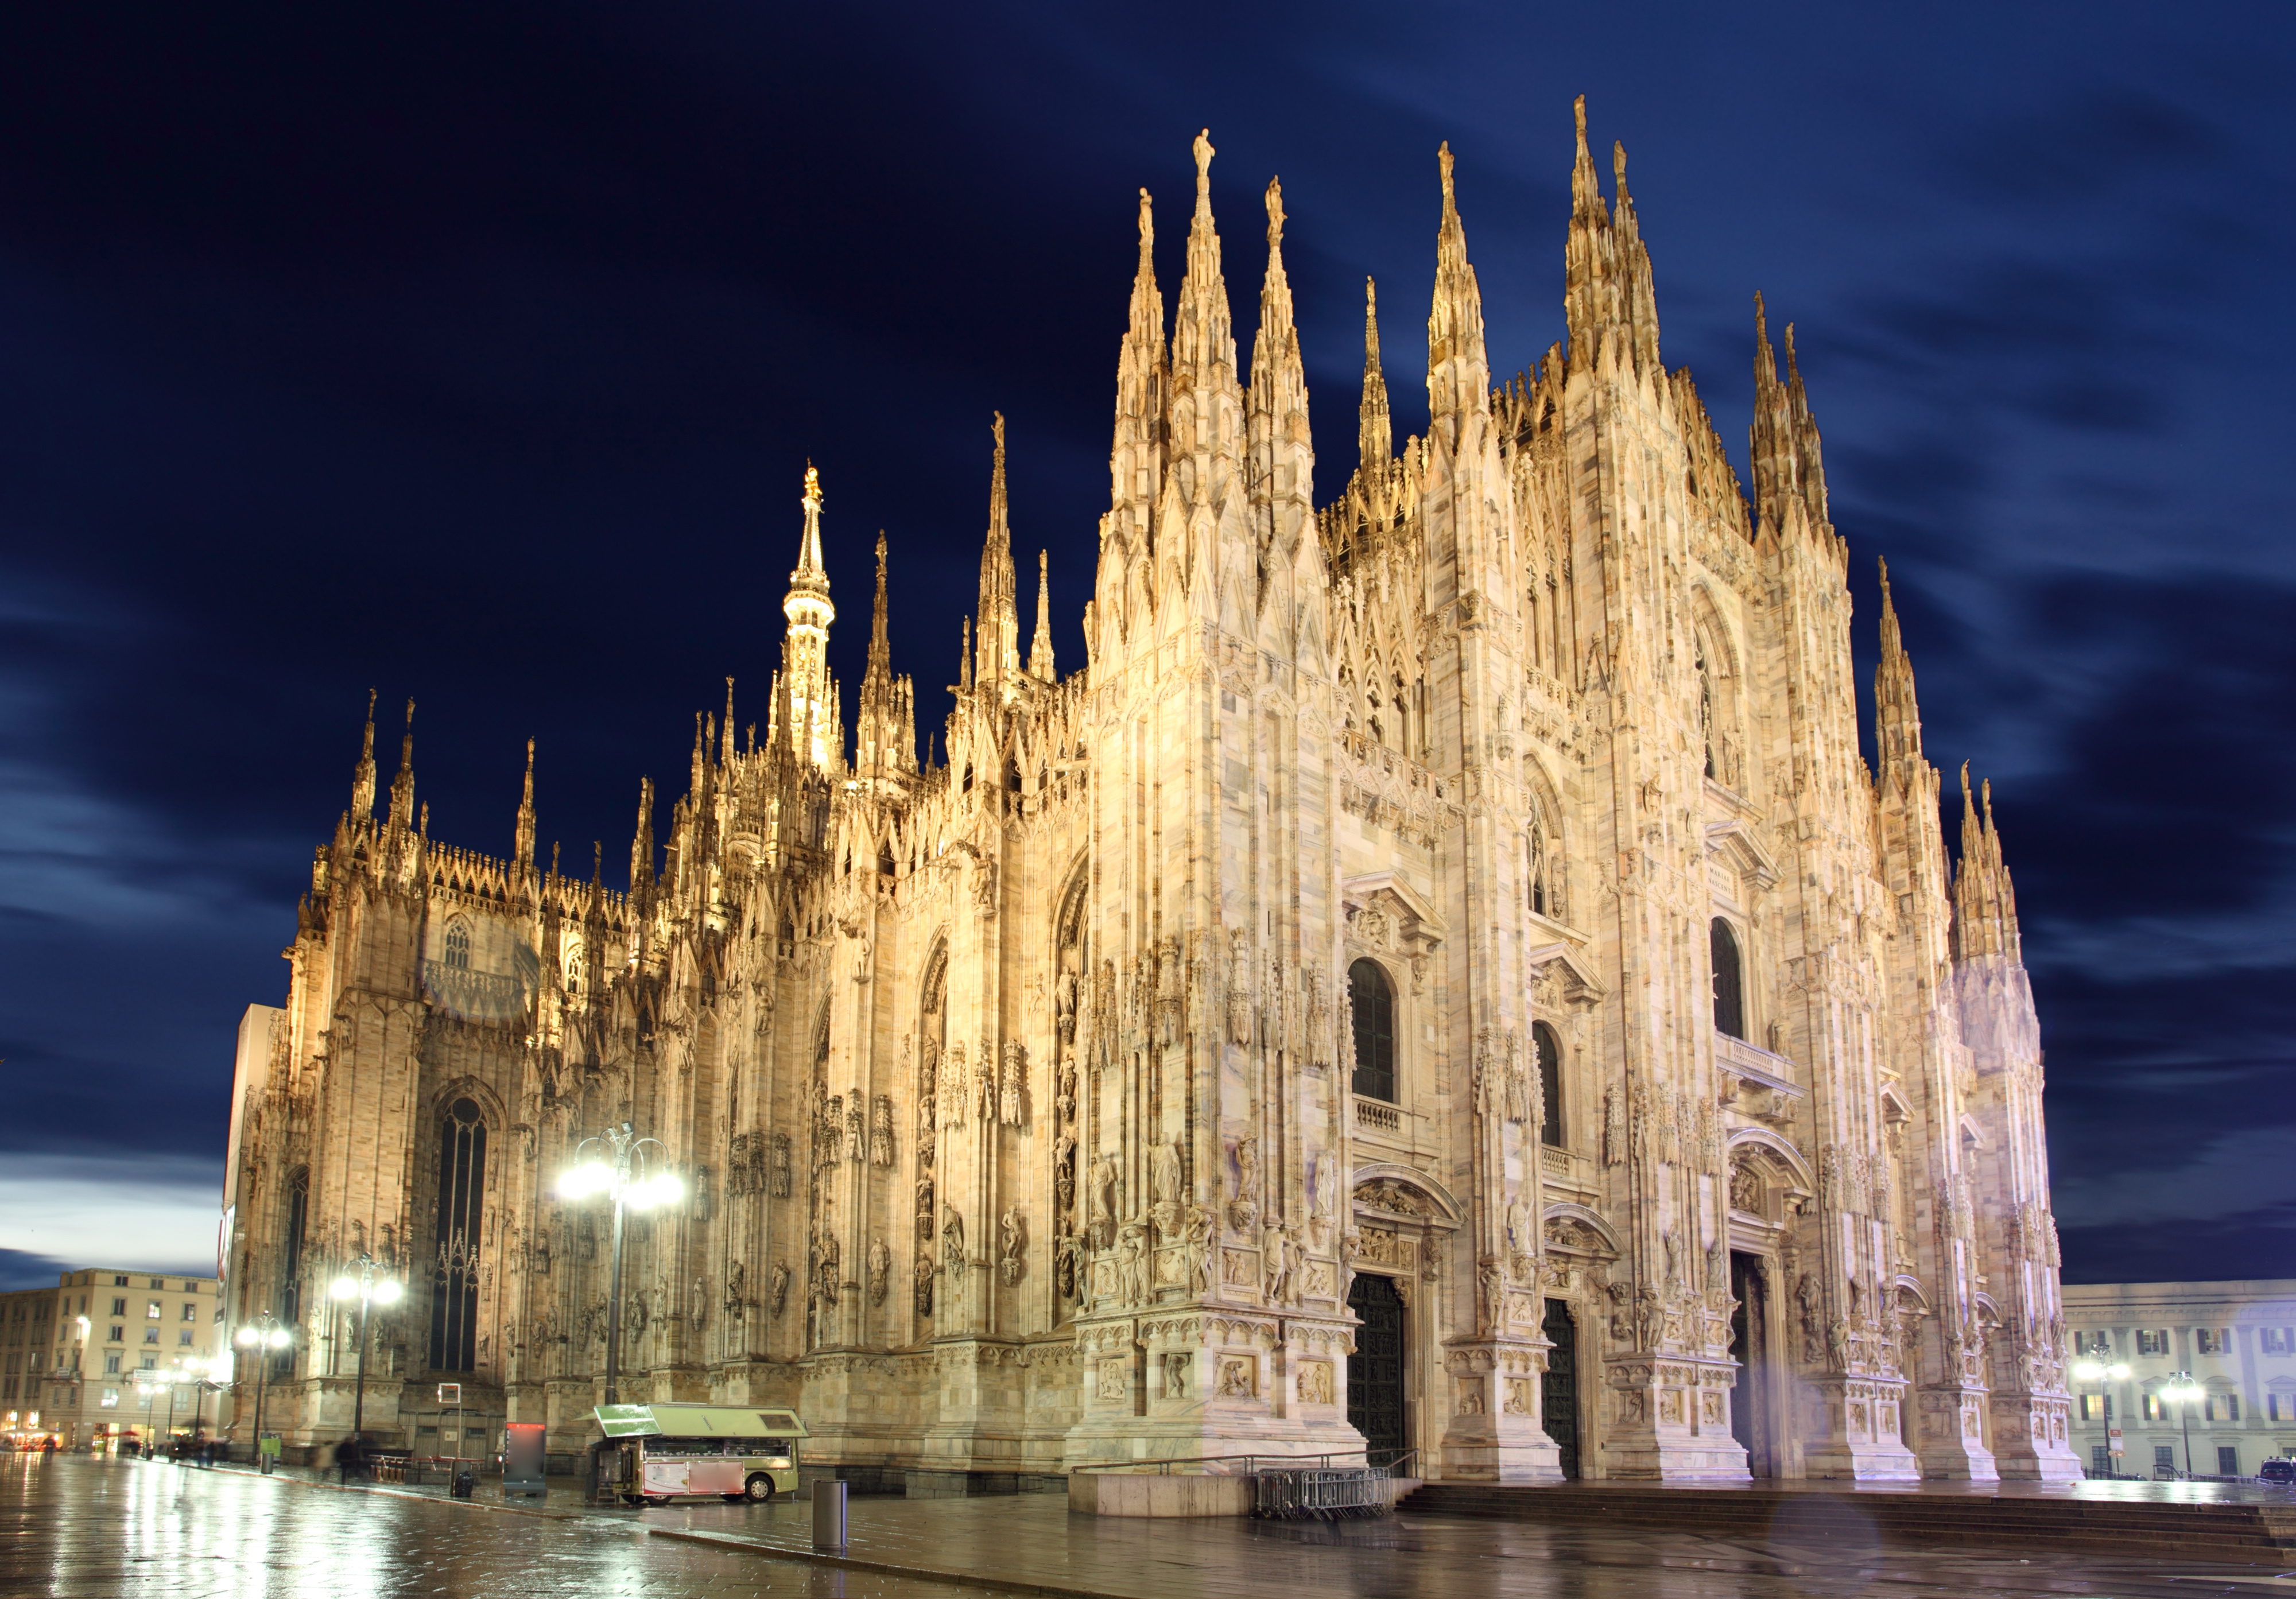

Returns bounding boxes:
[556,1120,682,1406]
[234,1314,294,1471]
[328,1253,404,1439]
[2160,1371,2204,1478]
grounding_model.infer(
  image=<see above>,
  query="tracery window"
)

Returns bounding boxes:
[278,1168,307,1379]
[428,1098,486,1372]
[1527,813,1552,919]
[1534,1022,1565,1148]
[1711,918,1746,1042]
[443,915,472,971]
[1697,643,1716,781]
[1349,959,1395,1103]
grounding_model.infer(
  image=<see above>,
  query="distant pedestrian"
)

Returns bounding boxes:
[336,1434,363,1485]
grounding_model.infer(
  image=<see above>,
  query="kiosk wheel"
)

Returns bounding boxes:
[744,1473,775,1504]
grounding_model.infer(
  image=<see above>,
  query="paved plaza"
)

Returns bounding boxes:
[6,1453,2295,1598]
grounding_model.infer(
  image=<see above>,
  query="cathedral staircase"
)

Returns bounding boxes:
[1397,1482,2296,1563]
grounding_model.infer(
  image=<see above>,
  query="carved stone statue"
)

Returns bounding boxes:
[999,1208,1026,1286]
[768,1262,789,1319]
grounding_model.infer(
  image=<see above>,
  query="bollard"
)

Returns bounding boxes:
[812,1479,848,1550]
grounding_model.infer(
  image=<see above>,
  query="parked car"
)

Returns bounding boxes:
[2259,1458,2295,1484]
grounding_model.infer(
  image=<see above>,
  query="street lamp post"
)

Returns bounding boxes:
[234,1314,294,1472]
[2072,1360,2131,1476]
[556,1120,682,1407]
[2161,1372,2203,1478]
[328,1253,405,1441]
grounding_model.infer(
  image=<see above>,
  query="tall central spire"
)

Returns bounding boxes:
[1426,141,1490,441]
[779,463,840,771]
[976,413,1020,692]
[1169,129,1239,440]
[1358,276,1391,472]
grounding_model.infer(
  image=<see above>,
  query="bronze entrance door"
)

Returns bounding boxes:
[1541,1298,1580,1478]
[1728,1252,1773,1476]
[1347,1274,1406,1465]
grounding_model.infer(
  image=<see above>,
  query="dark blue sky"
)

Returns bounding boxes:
[2,2,2290,1287]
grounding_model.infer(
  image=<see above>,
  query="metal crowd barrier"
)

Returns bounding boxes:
[1250,1465,1391,1520]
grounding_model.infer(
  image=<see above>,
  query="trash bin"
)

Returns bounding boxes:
[452,1468,476,1499]
[812,1480,847,1550]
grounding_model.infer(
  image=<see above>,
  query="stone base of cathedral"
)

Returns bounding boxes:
[1987,1390,2083,1481]
[1796,1376,1921,1481]
[1911,1384,2000,1480]
[1595,1356,1753,1482]
[1437,1338,1564,1482]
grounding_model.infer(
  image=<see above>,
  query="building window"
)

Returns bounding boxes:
[1710,919,1746,1041]
[2269,1394,2294,1422]
[2078,1394,2104,1421]
[1697,642,1717,780]
[2090,1444,2111,1476]
[146,1301,160,1319]
[2138,1329,2167,1356]
[1534,1022,1564,1149]
[2196,1329,2230,1356]
[2073,1330,2112,1356]
[110,1299,125,1318]
[1348,960,1396,1104]
[2219,1446,2241,1477]
[444,915,472,971]
[100,1387,118,1408]
[2206,1394,2239,1422]
[104,1356,119,1376]
[2142,1395,2165,1421]
[177,1332,192,1348]
[113,1276,127,1288]
[430,1097,488,1372]
[2263,1328,2293,1355]
[1526,814,1553,919]
[2154,1445,2175,1473]
[107,1328,122,1344]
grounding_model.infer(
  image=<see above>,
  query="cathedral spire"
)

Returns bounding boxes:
[1358,276,1392,473]
[1873,560,1923,771]
[387,698,416,830]
[1111,187,1168,526]
[1247,175,1313,557]
[1426,141,1490,443]
[513,737,537,874]
[1609,139,1661,372]
[857,532,916,777]
[629,776,655,899]
[1029,549,1056,681]
[976,413,1020,690]
[1170,130,1240,455]
[1564,95,1619,366]
[1952,763,2022,964]
[781,464,838,770]
[720,678,737,768]
[350,688,378,821]
[867,532,893,685]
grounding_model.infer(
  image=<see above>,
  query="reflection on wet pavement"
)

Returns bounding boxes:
[5,1451,2289,1599]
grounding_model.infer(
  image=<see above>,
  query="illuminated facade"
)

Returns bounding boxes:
[220,104,2077,1482]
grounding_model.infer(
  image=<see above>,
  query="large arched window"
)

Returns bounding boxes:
[279,1168,308,1379]
[1697,642,1717,781]
[1711,919,1746,1042]
[428,1097,486,1372]
[1534,1023,1565,1148]
[1349,959,1395,1103]
[443,915,472,971]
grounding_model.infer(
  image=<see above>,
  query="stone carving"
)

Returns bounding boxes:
[769,1134,792,1198]
[976,1046,996,1124]
[913,1252,934,1315]
[1000,1041,1025,1127]
[1298,1360,1335,1405]
[871,1096,896,1167]
[1353,1178,1430,1217]
[1165,1350,1192,1399]
[768,1262,790,1320]
[1602,1085,1625,1167]
[999,1208,1026,1286]
[1229,1136,1261,1232]
[1115,1221,1149,1303]
[869,1237,892,1305]
[1217,1357,1254,1398]
[1262,1221,1294,1303]
[1728,1158,1762,1214]
[1227,930,1254,1044]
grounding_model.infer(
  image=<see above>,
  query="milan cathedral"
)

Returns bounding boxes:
[220,102,2078,1483]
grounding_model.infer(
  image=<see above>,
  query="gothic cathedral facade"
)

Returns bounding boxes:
[220,104,2079,1482]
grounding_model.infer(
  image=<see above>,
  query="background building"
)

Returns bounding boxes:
[219,110,2077,1484]
[1,1270,221,1447]
[2064,1280,2296,1479]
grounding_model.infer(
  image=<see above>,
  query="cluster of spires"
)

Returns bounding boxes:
[325,100,2019,959]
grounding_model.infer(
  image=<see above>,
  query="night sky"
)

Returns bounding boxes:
[2,3,2290,1290]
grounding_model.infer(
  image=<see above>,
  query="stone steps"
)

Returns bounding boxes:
[1397,1483,2296,1562]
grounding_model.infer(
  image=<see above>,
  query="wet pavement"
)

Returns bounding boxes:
[6,1450,2294,1598]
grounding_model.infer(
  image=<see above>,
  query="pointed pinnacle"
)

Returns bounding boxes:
[1193,128,1215,203]
[1265,177,1284,247]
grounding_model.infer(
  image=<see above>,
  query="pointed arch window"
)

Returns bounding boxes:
[278,1167,308,1379]
[428,1098,486,1372]
[1527,813,1552,919]
[1711,918,1746,1042]
[1534,1022,1565,1148]
[1349,958,1396,1103]
[443,915,472,971]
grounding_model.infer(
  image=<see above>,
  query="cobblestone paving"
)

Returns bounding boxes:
[6,1453,2291,1598]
